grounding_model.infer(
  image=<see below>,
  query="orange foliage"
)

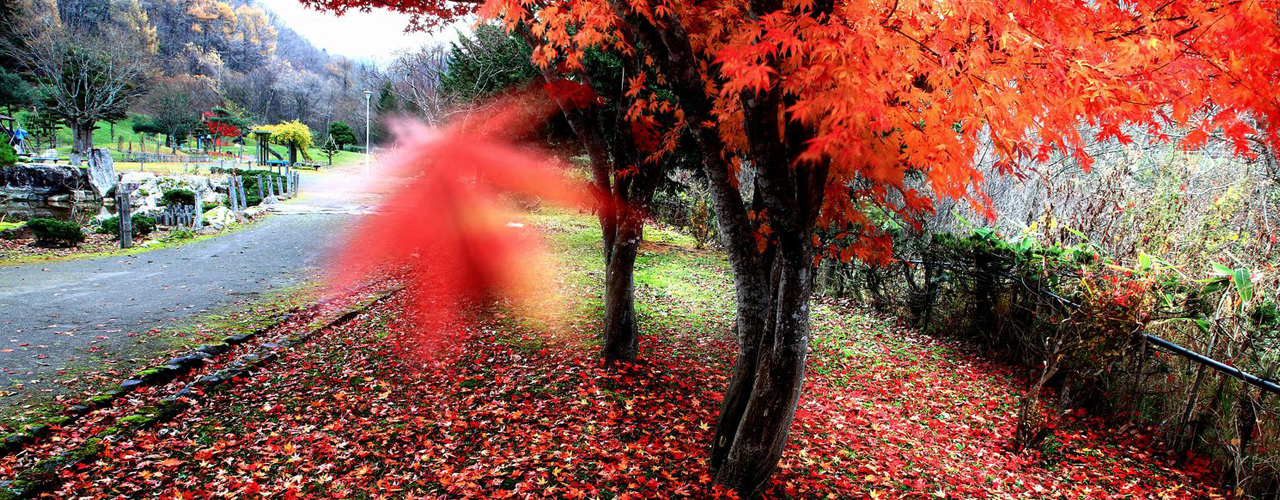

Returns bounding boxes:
[306,0,1280,263]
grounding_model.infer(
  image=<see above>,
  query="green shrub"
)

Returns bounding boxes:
[97,214,156,239]
[133,215,156,237]
[160,189,196,207]
[25,218,84,247]
[0,143,16,166]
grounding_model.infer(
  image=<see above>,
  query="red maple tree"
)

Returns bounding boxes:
[303,0,1280,494]
[203,111,242,149]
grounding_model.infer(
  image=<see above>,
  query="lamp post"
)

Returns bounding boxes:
[364,90,373,176]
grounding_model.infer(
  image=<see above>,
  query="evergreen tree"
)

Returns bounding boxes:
[327,121,357,148]
[0,68,31,116]
[375,81,397,114]
[371,82,397,145]
[438,24,537,102]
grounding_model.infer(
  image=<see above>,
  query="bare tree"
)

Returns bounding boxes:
[5,12,149,164]
[386,45,449,124]
[140,74,219,153]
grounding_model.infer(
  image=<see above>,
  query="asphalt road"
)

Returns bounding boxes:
[0,169,378,409]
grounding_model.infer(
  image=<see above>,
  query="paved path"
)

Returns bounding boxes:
[0,168,380,408]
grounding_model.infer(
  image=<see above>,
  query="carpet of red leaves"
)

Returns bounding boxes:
[14,284,1223,499]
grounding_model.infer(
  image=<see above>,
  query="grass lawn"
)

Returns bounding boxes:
[111,162,220,175]
[0,209,1224,498]
[308,149,367,168]
[14,112,367,170]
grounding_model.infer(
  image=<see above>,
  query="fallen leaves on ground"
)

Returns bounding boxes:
[6,213,1226,499]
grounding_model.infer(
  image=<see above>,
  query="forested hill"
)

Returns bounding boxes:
[0,0,388,153]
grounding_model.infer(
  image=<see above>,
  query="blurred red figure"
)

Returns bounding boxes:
[332,91,594,355]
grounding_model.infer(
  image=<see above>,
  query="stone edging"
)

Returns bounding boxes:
[0,307,300,457]
[0,284,404,499]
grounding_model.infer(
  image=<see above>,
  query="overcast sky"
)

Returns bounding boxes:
[256,0,470,64]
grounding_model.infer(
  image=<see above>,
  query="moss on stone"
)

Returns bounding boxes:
[67,438,103,462]
[117,414,156,427]
[46,415,73,427]
[135,367,164,378]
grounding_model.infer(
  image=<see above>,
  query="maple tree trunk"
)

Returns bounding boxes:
[521,33,655,363]
[599,2,829,493]
[601,212,642,363]
[710,244,815,493]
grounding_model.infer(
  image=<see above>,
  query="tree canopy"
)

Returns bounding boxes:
[259,120,314,159]
[438,23,538,102]
[0,67,32,115]
[327,121,357,148]
[303,0,1280,494]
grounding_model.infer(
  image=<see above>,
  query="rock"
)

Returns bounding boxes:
[118,173,217,216]
[0,164,83,196]
[225,334,253,345]
[134,206,165,218]
[3,433,29,448]
[86,148,118,197]
[259,195,279,206]
[196,343,230,356]
[243,206,267,218]
[24,424,50,437]
[0,225,32,240]
[0,163,101,219]
[203,206,235,230]
[167,355,198,367]
[66,405,92,416]
[90,206,112,224]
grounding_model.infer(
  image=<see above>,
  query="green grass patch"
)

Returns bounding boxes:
[0,216,265,267]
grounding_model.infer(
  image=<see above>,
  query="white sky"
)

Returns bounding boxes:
[256,0,470,64]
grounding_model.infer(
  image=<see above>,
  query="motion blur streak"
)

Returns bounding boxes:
[331,91,594,356]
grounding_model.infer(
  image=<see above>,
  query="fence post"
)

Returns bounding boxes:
[257,175,265,199]
[1176,324,1220,451]
[194,191,204,230]
[237,175,248,210]
[116,183,136,249]
[228,174,240,214]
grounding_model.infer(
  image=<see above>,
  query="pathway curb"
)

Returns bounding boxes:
[0,283,404,499]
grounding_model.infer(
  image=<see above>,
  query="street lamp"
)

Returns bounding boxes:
[364,90,373,176]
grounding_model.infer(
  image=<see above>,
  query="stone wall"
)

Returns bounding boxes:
[0,164,103,220]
